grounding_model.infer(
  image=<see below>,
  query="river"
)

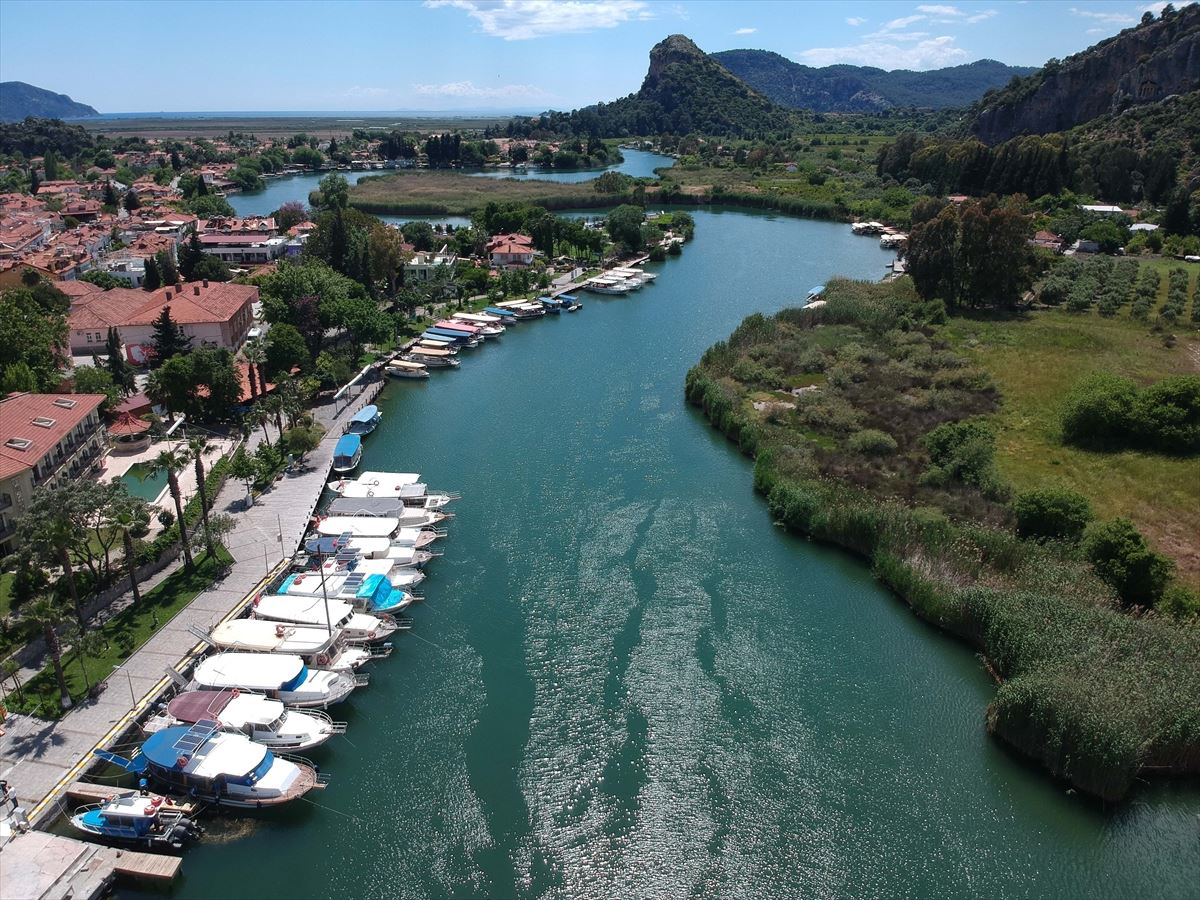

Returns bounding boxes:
[119,208,1199,900]
[227,149,674,218]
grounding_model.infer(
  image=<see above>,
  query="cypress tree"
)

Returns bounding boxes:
[195,175,208,196]
[102,180,118,207]
[123,188,141,212]
[150,306,193,366]
[157,250,179,286]
[29,168,39,195]
[105,327,137,393]
[142,256,162,291]
[170,149,183,171]
[179,229,204,280]
[43,149,59,181]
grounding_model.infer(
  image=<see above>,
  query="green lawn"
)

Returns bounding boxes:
[0,572,13,619]
[943,310,1200,587]
[4,547,233,718]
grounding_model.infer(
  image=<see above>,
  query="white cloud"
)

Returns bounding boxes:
[411,80,556,101]
[845,16,867,26]
[423,0,649,40]
[916,4,964,15]
[881,14,926,29]
[733,26,757,34]
[1139,1,1168,13]
[799,34,969,69]
[1068,6,1135,24]
[966,9,998,23]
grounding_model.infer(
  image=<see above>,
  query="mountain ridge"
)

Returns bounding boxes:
[712,51,1035,112]
[0,81,98,122]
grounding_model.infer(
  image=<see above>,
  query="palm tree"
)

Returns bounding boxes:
[243,341,266,401]
[1,658,23,705]
[263,394,285,436]
[112,499,146,605]
[251,403,273,448]
[64,624,104,695]
[153,448,194,572]
[26,597,71,709]
[187,435,216,558]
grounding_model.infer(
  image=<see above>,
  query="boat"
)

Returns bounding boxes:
[879,232,907,249]
[279,567,418,610]
[327,472,421,496]
[416,339,457,353]
[347,405,381,436]
[202,619,381,671]
[251,593,400,644]
[306,534,436,568]
[537,296,562,314]
[163,689,343,752]
[434,320,488,338]
[315,516,401,538]
[612,267,657,283]
[584,277,631,295]
[558,293,583,311]
[386,360,430,379]
[301,553,427,591]
[416,332,458,346]
[326,496,450,526]
[95,723,328,808]
[492,300,544,319]
[452,312,505,327]
[851,221,886,235]
[403,350,460,368]
[190,652,361,708]
[333,480,456,507]
[332,434,362,474]
[804,285,826,303]
[425,327,481,346]
[483,307,519,322]
[69,791,202,849]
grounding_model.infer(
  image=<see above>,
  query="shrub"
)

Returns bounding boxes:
[1157,583,1200,620]
[923,419,996,487]
[1062,373,1200,454]
[1060,374,1138,448]
[847,428,898,456]
[1081,518,1174,607]
[1013,487,1093,542]
[1133,375,1200,454]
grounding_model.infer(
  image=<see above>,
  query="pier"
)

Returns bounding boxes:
[0,830,181,899]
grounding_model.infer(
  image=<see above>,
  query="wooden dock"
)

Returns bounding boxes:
[112,850,183,882]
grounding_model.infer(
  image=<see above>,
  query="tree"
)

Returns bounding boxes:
[1013,487,1093,542]
[606,204,646,252]
[283,422,323,463]
[72,365,121,412]
[142,255,162,292]
[104,326,137,394]
[29,167,39,195]
[264,322,309,377]
[317,173,349,210]
[187,435,217,558]
[243,339,266,401]
[152,448,194,572]
[14,486,85,627]
[123,188,141,212]
[1,659,23,705]
[275,201,308,232]
[228,448,257,507]
[187,195,236,218]
[26,597,72,709]
[1079,220,1127,254]
[400,220,436,251]
[1082,518,1173,607]
[80,269,122,290]
[43,148,60,181]
[170,148,183,171]
[112,495,149,605]
[64,623,104,695]
[149,305,192,366]
[0,288,68,391]
[101,180,118,207]
[156,250,179,287]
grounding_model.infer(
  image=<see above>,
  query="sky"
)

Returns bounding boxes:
[0,0,1178,113]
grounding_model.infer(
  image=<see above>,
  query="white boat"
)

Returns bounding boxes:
[386,360,429,379]
[315,516,400,538]
[584,277,631,295]
[70,792,201,849]
[879,232,907,248]
[326,472,421,496]
[163,689,342,752]
[612,267,657,282]
[334,480,456,508]
[280,567,419,606]
[251,594,399,644]
[342,536,440,565]
[190,652,361,708]
[402,350,460,368]
[204,619,380,671]
[452,312,504,327]
[325,497,450,527]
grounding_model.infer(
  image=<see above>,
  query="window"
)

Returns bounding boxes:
[86,332,93,343]
[53,398,77,409]
[32,417,56,428]
[4,438,31,451]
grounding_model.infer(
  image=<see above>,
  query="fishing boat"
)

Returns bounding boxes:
[326,496,450,527]
[332,434,362,474]
[558,293,583,311]
[386,360,430,379]
[201,619,381,671]
[190,652,362,708]
[162,689,343,752]
[347,405,381,436]
[251,593,400,644]
[403,349,460,368]
[69,791,202,849]
[95,723,328,808]
[326,471,421,496]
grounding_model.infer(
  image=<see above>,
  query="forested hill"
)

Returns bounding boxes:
[0,82,98,122]
[971,3,1200,144]
[535,34,797,138]
[712,51,1034,112]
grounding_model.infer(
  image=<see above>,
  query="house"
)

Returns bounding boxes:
[62,199,103,222]
[0,392,108,556]
[404,245,458,282]
[67,280,259,360]
[487,233,536,268]
[1069,239,1101,254]
[197,232,288,265]
[1079,204,1125,216]
[97,232,180,287]
[1032,230,1064,251]
[1130,223,1160,232]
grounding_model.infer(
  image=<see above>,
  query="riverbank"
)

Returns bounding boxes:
[685,278,1200,801]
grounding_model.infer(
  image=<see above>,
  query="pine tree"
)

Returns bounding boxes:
[195,175,208,196]
[157,250,179,286]
[170,149,183,171]
[43,149,59,181]
[179,229,203,281]
[29,168,39,195]
[104,327,137,393]
[142,256,162,291]
[150,306,192,366]
[102,180,118,207]
[123,189,141,212]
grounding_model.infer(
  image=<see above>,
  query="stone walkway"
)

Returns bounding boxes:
[0,379,382,825]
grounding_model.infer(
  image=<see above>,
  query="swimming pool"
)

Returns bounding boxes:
[120,462,169,502]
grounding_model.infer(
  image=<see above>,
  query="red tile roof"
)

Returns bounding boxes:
[68,282,258,330]
[0,392,106,476]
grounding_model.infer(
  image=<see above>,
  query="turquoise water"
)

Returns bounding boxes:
[121,210,1199,899]
[120,462,168,502]
[227,149,674,217]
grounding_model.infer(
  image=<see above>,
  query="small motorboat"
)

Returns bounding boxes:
[70,790,202,849]
[386,360,430,379]
[347,405,381,436]
[332,434,362,474]
[251,593,400,644]
[402,350,460,369]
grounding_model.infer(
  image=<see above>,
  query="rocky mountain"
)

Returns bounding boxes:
[712,51,1034,112]
[547,34,796,137]
[971,4,1200,144]
[0,81,98,122]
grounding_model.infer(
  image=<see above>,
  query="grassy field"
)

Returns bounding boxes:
[0,572,12,619]
[78,114,511,139]
[349,170,627,215]
[943,309,1200,586]
[5,547,233,718]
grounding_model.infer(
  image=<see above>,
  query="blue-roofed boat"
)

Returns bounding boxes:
[332,433,362,474]
[537,296,563,314]
[94,723,328,809]
[484,307,518,322]
[805,285,826,303]
[70,789,202,848]
[426,326,481,346]
[558,293,583,312]
[347,405,381,436]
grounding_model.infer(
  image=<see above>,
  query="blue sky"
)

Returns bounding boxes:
[0,0,1177,113]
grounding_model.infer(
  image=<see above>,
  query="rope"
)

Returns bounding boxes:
[298,793,362,823]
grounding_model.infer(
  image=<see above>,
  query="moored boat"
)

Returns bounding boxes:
[347,405,381,436]
[162,689,343,752]
[386,360,430,379]
[69,791,202,849]
[326,472,421,496]
[250,593,399,644]
[326,496,450,527]
[203,619,380,671]
[332,434,362,474]
[402,349,460,368]
[190,652,361,708]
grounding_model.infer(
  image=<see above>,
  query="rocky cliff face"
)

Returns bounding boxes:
[972,6,1200,144]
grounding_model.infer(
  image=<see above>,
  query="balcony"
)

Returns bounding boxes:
[0,493,11,511]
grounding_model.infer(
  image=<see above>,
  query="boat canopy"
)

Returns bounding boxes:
[418,332,456,343]
[434,321,479,333]
[355,471,420,486]
[350,406,379,426]
[167,689,237,723]
[409,347,452,357]
[315,516,400,537]
[254,594,356,626]
[484,307,516,318]
[333,434,361,459]
[558,294,578,302]
[142,726,269,779]
[807,285,825,296]
[328,496,410,517]
[426,327,474,340]
[389,360,428,371]
[193,652,305,690]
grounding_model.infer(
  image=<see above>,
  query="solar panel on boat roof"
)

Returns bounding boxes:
[173,719,219,755]
[335,550,359,563]
[342,572,366,593]
[336,532,353,547]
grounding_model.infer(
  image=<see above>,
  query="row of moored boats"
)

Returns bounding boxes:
[582,266,658,296]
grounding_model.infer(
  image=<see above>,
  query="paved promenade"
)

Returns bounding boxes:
[0,379,382,825]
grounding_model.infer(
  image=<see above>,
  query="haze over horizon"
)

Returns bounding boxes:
[0,0,1170,115]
